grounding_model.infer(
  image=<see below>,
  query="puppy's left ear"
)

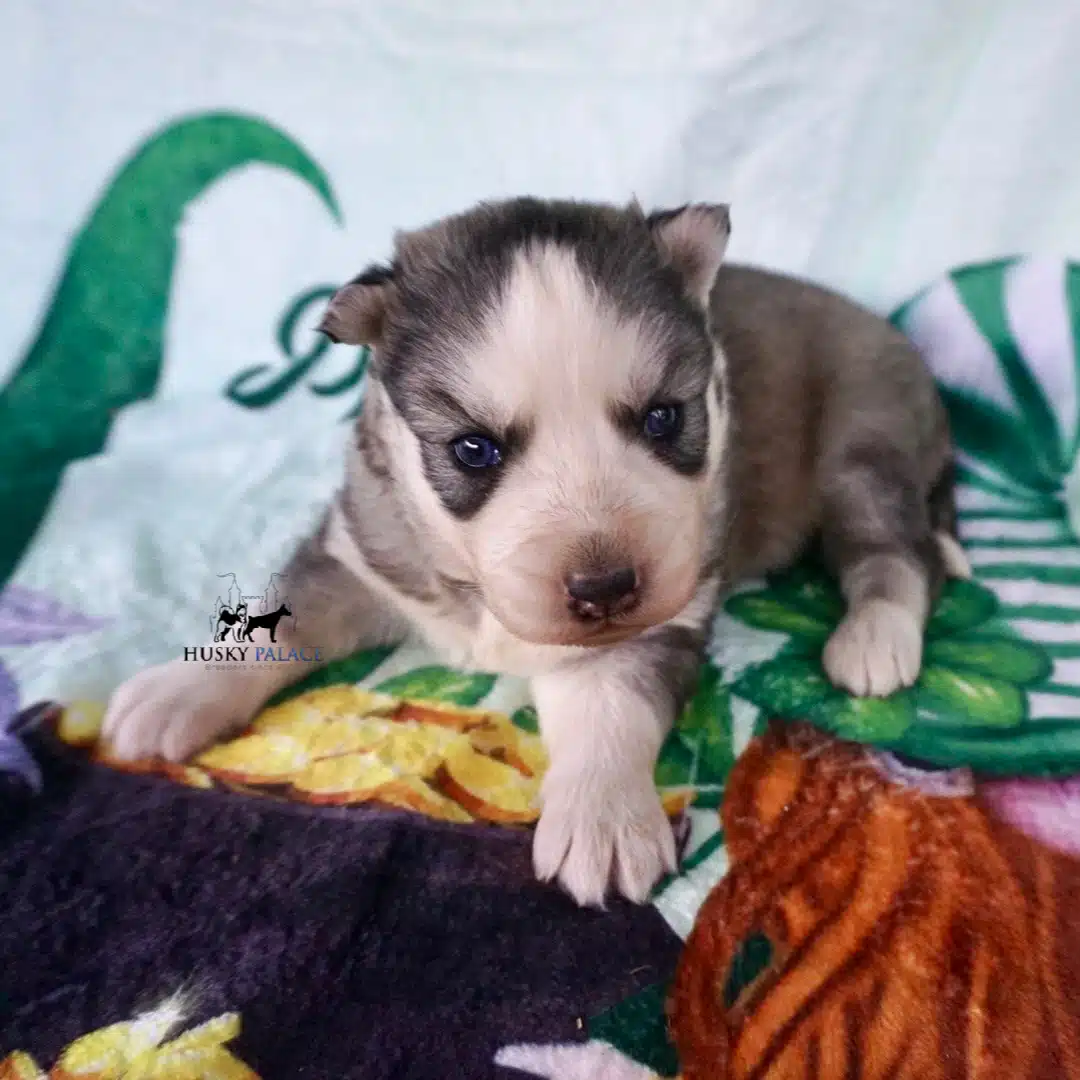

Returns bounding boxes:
[318,263,396,346]
[648,203,730,307]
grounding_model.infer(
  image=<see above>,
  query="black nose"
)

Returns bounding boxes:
[566,567,638,614]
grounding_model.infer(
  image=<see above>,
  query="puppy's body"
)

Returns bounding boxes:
[104,198,963,907]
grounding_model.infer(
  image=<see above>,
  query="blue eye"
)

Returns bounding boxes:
[643,404,683,440]
[452,434,503,469]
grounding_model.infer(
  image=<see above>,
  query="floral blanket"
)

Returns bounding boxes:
[1,254,1079,1077]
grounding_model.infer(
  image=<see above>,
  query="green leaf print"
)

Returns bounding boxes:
[655,733,696,787]
[898,719,1080,777]
[810,691,915,742]
[724,931,775,1008]
[678,662,736,786]
[697,725,736,787]
[916,666,1026,728]
[0,112,341,586]
[510,705,539,734]
[266,646,395,706]
[950,263,1066,475]
[723,549,1064,768]
[732,656,834,716]
[937,387,1059,495]
[765,563,846,623]
[1066,264,1080,461]
[589,982,679,1078]
[925,578,1000,638]
[723,594,831,640]
[678,661,723,735]
[373,666,497,706]
[924,636,1052,687]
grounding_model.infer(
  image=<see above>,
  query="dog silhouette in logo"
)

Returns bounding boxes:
[214,602,248,642]
[240,603,292,643]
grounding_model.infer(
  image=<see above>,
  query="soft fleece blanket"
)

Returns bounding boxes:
[2,207,1080,1078]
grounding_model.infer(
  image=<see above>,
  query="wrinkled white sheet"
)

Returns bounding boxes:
[3,0,1080,396]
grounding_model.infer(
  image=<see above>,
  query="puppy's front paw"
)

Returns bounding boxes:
[102,660,256,763]
[533,771,676,907]
[823,599,922,698]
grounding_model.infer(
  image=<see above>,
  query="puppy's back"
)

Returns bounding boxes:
[710,265,950,580]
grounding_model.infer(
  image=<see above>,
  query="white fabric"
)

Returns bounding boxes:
[3,0,1080,400]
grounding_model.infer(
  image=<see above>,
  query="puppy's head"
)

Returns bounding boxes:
[322,198,730,647]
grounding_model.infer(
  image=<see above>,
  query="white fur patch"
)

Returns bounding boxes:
[823,599,923,698]
[101,656,279,762]
[494,1041,659,1080]
[530,650,677,906]
[532,768,677,907]
[325,498,582,678]
[936,530,972,579]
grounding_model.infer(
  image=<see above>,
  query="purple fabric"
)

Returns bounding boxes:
[982,775,1080,858]
[0,660,19,736]
[0,673,40,793]
[0,585,106,748]
[0,708,681,1078]
[0,586,105,646]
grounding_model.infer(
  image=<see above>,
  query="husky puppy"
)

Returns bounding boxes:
[103,198,967,907]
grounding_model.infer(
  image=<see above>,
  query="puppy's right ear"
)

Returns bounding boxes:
[318,263,396,346]
[647,203,730,308]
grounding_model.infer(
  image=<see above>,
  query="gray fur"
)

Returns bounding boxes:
[278,503,410,658]
[623,623,709,716]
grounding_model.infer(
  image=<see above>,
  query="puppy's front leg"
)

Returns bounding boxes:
[103,502,408,762]
[820,440,946,698]
[531,626,704,907]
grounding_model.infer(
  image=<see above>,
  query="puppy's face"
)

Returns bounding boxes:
[322,199,730,647]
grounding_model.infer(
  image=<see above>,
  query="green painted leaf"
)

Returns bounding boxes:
[724,593,830,640]
[680,831,726,874]
[678,661,723,733]
[752,708,773,738]
[1066,264,1080,462]
[267,646,395,705]
[937,386,1058,495]
[692,789,725,810]
[373,665,496,706]
[510,705,539,733]
[0,112,341,586]
[809,691,915,742]
[732,656,834,716]
[677,662,737,785]
[590,982,679,1078]
[924,636,1052,687]
[724,931,775,1008]
[764,562,846,623]
[954,461,1060,509]
[655,732,695,787]
[697,725,737,786]
[951,263,1066,476]
[926,579,998,638]
[916,665,1025,728]
[897,718,1080,776]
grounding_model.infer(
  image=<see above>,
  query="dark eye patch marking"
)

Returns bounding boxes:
[373,197,724,506]
[406,397,532,520]
[419,440,505,520]
[610,393,710,476]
